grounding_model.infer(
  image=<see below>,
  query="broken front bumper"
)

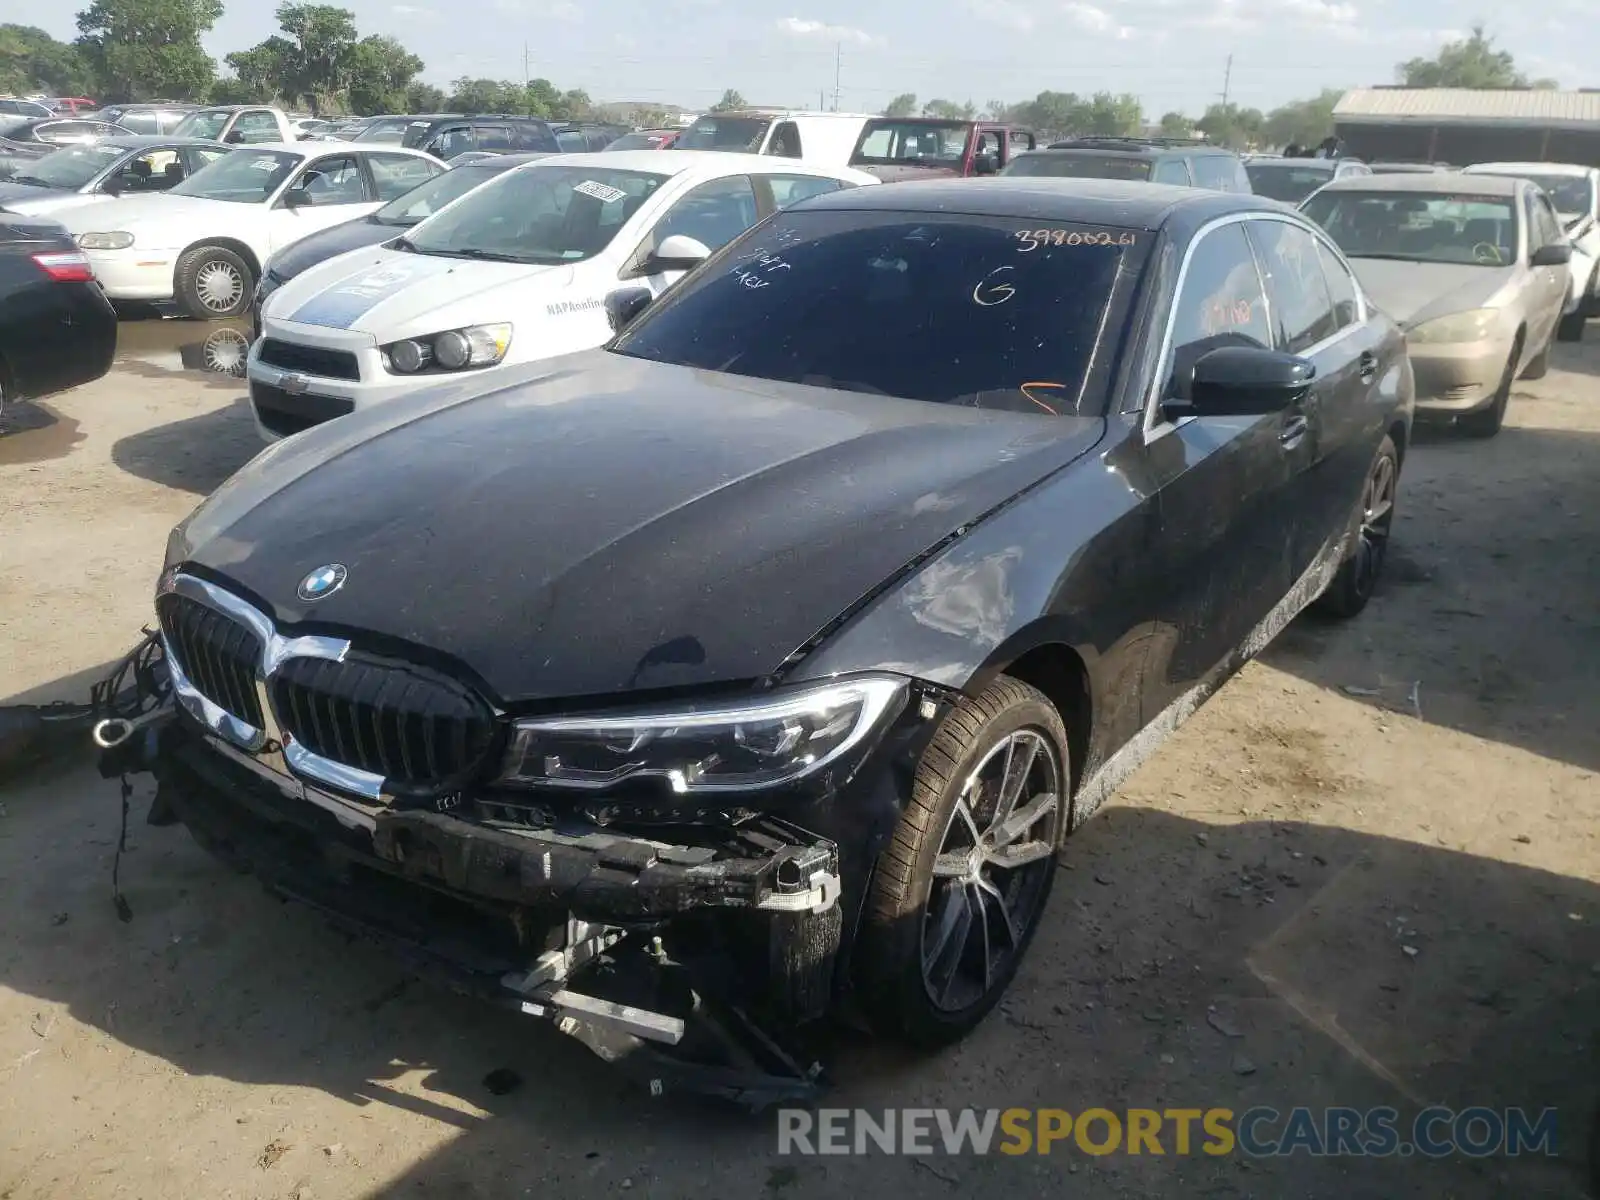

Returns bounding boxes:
[140,716,846,1106]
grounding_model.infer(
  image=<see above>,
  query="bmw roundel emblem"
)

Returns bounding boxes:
[297,563,348,602]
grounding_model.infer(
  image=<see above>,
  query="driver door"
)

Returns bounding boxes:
[1523,189,1567,352]
[267,155,378,252]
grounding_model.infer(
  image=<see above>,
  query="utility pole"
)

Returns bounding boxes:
[522,42,531,116]
[1220,53,1232,108]
[832,42,841,112]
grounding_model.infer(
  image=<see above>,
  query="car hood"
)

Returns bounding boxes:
[178,352,1105,703]
[0,180,71,209]
[267,246,569,335]
[266,215,392,282]
[1347,258,1515,327]
[54,193,234,236]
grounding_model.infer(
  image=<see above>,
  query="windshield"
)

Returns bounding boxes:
[173,109,229,140]
[852,120,968,166]
[353,118,415,145]
[613,210,1140,414]
[608,131,670,150]
[1244,161,1334,203]
[374,164,502,225]
[169,149,300,203]
[405,165,667,263]
[1516,174,1594,223]
[1003,152,1151,181]
[12,142,123,188]
[555,130,588,152]
[676,116,771,152]
[1301,190,1518,266]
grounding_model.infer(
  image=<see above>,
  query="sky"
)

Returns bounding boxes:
[8,0,1597,117]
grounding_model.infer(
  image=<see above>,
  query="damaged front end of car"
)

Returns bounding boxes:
[93,571,952,1109]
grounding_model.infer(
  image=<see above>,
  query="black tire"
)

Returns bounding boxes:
[1521,328,1553,379]
[174,244,253,320]
[1458,338,1519,439]
[1558,307,1587,343]
[1584,266,1600,318]
[855,675,1069,1048]
[1315,434,1399,619]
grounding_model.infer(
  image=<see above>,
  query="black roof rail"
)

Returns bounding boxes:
[1047,135,1212,150]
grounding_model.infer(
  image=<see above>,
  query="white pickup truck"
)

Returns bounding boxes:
[170,105,308,146]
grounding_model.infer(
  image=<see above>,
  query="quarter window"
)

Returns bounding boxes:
[770,121,803,158]
[1189,155,1238,192]
[765,174,846,208]
[1160,222,1272,404]
[368,153,440,200]
[1315,240,1361,331]
[234,111,281,142]
[1152,158,1191,186]
[292,156,367,205]
[1247,219,1338,353]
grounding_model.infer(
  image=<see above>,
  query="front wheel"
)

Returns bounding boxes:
[174,244,253,320]
[1557,307,1587,343]
[1315,434,1398,619]
[1458,340,1519,439]
[855,676,1069,1048]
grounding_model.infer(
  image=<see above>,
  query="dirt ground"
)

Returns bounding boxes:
[1,312,1597,1199]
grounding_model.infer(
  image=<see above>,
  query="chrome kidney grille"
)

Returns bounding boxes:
[156,572,496,800]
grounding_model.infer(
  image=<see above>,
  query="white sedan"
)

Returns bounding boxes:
[246,150,877,441]
[54,142,444,319]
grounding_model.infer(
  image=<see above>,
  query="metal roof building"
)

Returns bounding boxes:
[1333,88,1600,166]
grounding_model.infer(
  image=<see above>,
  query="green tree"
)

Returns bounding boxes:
[1396,23,1539,88]
[0,25,91,96]
[1079,91,1142,136]
[922,98,977,120]
[405,80,445,112]
[446,77,521,112]
[74,0,222,103]
[208,73,268,104]
[710,88,745,112]
[1157,110,1191,137]
[1195,101,1266,149]
[222,44,282,103]
[346,34,422,115]
[1012,91,1085,138]
[266,3,360,115]
[882,92,916,117]
[1264,88,1341,149]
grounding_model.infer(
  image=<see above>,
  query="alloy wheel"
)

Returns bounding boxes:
[1351,452,1396,596]
[201,328,249,376]
[921,729,1063,1013]
[196,260,244,313]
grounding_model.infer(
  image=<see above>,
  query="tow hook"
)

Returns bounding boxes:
[93,704,174,750]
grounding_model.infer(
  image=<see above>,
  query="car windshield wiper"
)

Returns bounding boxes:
[452,247,540,263]
[10,174,52,187]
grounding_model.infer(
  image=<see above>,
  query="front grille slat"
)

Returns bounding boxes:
[257,338,360,381]
[156,592,264,729]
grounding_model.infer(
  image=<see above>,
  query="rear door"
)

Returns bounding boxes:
[1136,218,1295,713]
[1245,215,1374,582]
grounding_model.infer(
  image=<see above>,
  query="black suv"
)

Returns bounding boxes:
[1004,136,1252,192]
[355,113,560,160]
[552,122,629,152]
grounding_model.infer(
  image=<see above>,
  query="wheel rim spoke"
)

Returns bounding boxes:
[931,851,971,878]
[954,795,983,846]
[987,837,1056,870]
[975,874,1020,946]
[925,885,974,1007]
[989,735,1039,836]
[990,790,1059,851]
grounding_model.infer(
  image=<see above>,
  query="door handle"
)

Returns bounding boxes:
[1358,350,1378,381]
[1279,414,1309,447]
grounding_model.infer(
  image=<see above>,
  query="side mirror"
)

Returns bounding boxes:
[1531,242,1572,267]
[605,286,654,333]
[973,151,999,176]
[100,174,123,196]
[224,129,245,144]
[282,188,311,209]
[646,233,712,273]
[1164,346,1315,420]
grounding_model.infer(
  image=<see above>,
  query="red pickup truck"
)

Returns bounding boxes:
[848,117,1037,181]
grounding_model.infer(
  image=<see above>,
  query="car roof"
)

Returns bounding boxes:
[796,176,1283,227]
[701,109,874,121]
[1318,171,1523,195]
[1466,161,1594,178]
[100,135,225,149]
[1246,156,1335,168]
[530,148,875,180]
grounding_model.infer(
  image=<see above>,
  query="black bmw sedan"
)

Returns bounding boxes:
[114,178,1412,1097]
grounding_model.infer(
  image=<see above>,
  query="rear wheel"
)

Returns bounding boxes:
[856,677,1068,1048]
[1558,307,1587,343]
[1315,435,1398,619]
[174,244,253,320]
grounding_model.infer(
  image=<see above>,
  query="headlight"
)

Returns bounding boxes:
[499,676,907,793]
[76,231,134,250]
[382,323,512,374]
[1407,308,1500,345]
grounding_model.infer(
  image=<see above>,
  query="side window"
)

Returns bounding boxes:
[1315,240,1361,331]
[431,125,474,159]
[291,155,367,205]
[181,146,227,177]
[37,121,92,144]
[1247,219,1338,353]
[765,174,845,209]
[1534,194,1564,247]
[649,175,760,252]
[1522,193,1546,252]
[118,110,159,135]
[1152,157,1191,186]
[513,122,559,152]
[115,148,183,193]
[769,121,802,159]
[1189,154,1237,192]
[235,111,281,143]
[1159,223,1273,405]
[474,123,515,152]
[368,153,440,200]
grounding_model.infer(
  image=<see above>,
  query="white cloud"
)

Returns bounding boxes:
[777,17,882,45]
[494,0,580,20]
[1063,2,1137,37]
[962,0,1037,31]
[391,3,431,13]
